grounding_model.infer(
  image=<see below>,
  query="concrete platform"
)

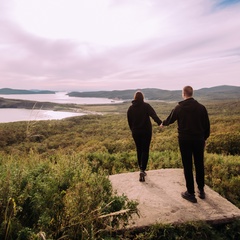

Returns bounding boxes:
[109,169,240,228]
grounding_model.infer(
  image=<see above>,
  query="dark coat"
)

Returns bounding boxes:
[163,98,210,140]
[127,100,162,134]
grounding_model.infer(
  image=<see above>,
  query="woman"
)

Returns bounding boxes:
[127,91,162,182]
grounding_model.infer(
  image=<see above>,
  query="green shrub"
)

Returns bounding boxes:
[207,132,240,155]
[205,153,240,208]
[0,153,138,239]
[123,220,240,240]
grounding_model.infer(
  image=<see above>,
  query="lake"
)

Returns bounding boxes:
[0,92,122,104]
[0,109,86,123]
[0,92,122,123]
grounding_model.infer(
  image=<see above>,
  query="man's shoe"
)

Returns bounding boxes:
[139,172,145,182]
[181,191,197,203]
[143,171,147,176]
[198,190,205,199]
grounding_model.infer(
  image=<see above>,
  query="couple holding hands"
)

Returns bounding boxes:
[127,86,210,203]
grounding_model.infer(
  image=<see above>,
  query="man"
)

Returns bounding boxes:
[161,86,210,203]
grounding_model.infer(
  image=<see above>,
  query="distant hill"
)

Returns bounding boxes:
[195,85,240,100]
[1,86,239,101]
[68,88,181,101]
[68,85,240,101]
[0,88,55,94]
[0,98,61,110]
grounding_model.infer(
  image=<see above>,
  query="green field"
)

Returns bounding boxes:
[0,100,239,239]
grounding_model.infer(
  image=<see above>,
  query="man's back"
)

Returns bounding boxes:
[163,98,210,140]
[176,98,210,140]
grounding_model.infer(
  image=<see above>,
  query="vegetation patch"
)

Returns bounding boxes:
[0,100,239,239]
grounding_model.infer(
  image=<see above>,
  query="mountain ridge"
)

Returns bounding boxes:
[1,85,239,101]
[0,88,55,95]
[68,85,240,101]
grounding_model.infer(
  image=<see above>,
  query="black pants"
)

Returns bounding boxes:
[132,132,152,171]
[178,139,205,194]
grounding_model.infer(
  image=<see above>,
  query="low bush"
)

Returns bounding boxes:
[119,220,240,240]
[0,153,138,239]
[205,153,240,208]
[207,132,240,155]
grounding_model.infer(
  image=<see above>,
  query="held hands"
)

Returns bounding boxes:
[160,123,164,128]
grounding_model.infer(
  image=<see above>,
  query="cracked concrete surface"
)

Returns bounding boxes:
[109,169,240,228]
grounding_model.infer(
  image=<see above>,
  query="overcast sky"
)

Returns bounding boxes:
[0,0,240,91]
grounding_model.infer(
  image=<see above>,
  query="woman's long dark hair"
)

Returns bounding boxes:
[134,91,144,101]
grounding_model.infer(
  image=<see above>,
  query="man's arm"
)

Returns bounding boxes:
[162,107,178,126]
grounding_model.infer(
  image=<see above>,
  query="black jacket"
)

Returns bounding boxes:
[163,98,210,140]
[127,100,162,134]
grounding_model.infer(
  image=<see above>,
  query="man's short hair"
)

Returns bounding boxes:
[183,86,193,97]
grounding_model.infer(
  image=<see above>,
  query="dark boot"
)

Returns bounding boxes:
[139,171,145,182]
[181,191,197,203]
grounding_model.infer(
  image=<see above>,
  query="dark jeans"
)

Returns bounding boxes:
[132,132,152,171]
[178,139,205,194]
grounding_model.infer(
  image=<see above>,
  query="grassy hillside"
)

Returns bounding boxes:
[0,98,58,109]
[0,99,239,239]
[0,97,90,114]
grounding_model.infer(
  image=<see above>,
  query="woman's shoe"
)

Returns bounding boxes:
[139,172,145,182]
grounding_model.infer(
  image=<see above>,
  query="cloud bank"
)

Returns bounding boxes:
[0,0,240,91]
